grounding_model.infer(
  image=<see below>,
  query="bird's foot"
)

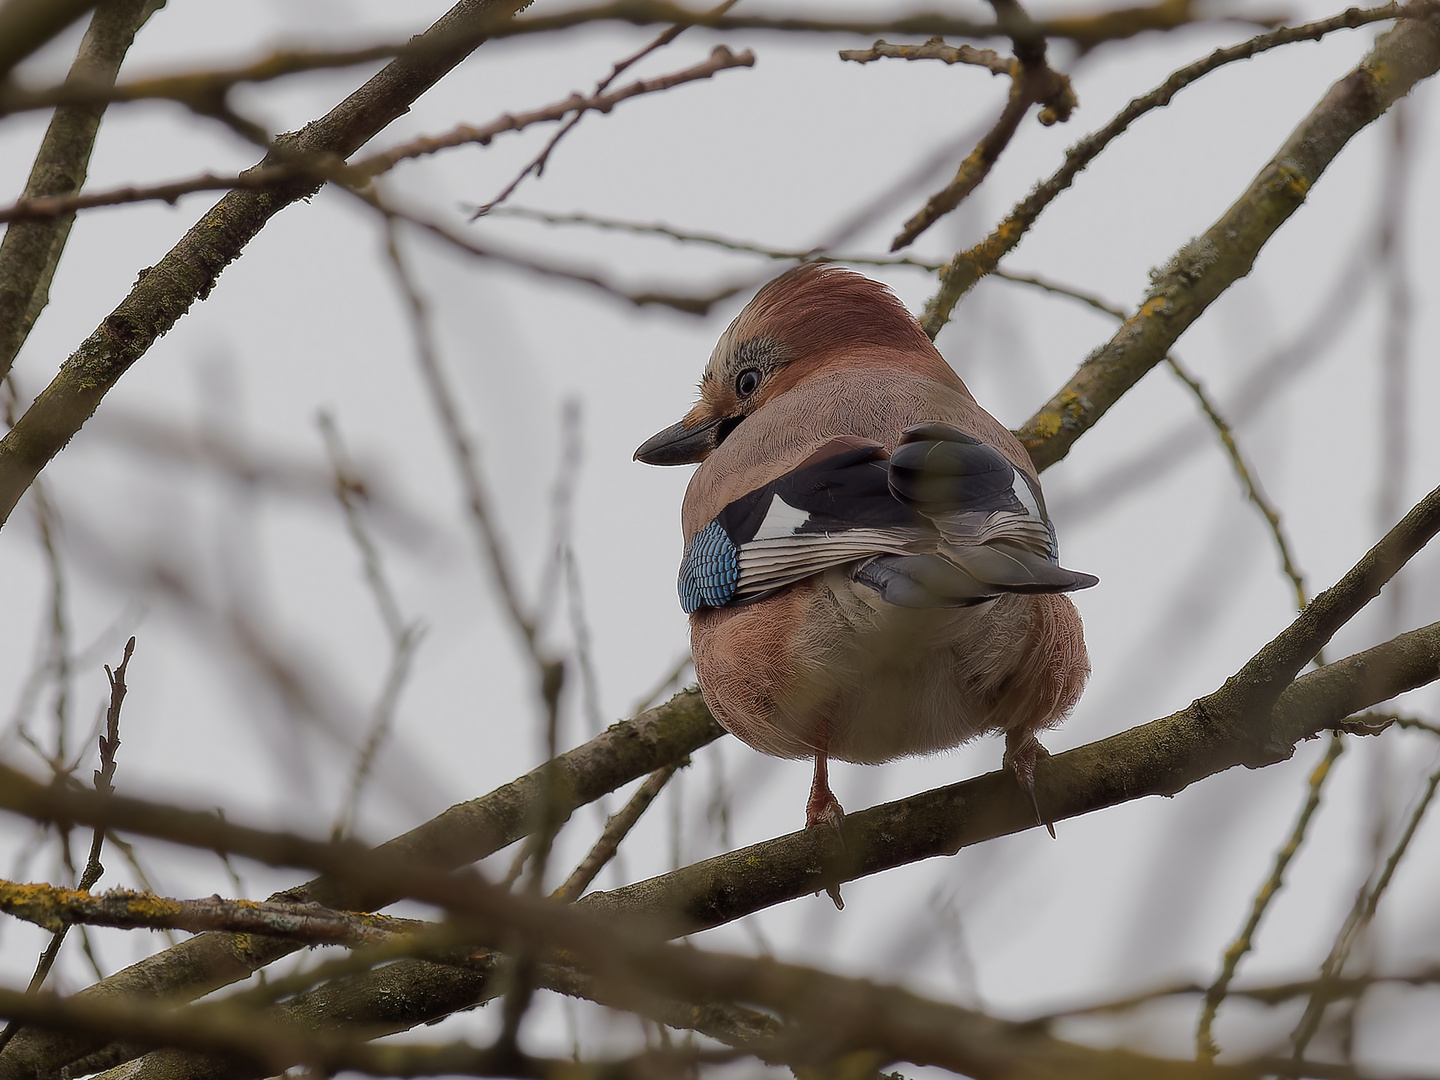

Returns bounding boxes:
[1004,732,1056,839]
[807,753,846,910]
[805,787,846,833]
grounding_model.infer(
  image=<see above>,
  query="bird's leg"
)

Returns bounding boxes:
[807,755,847,911]
[1004,729,1056,839]
[805,741,846,910]
[806,749,845,831]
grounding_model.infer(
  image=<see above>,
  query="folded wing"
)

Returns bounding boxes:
[678,426,1097,613]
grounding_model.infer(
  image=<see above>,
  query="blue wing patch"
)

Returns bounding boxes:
[679,519,740,613]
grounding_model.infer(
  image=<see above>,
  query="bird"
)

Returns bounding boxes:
[635,264,1095,836]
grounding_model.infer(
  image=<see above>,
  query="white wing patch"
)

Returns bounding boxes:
[1011,473,1042,520]
[752,495,813,540]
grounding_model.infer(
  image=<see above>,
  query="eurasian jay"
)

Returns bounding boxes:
[636,265,1095,833]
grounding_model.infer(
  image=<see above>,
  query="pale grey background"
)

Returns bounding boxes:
[0,0,1437,1071]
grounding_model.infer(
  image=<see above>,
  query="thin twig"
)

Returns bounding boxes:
[484,205,946,270]
[1289,748,1440,1060]
[533,399,584,642]
[631,653,695,717]
[371,190,750,314]
[1032,966,1440,1023]
[1196,733,1345,1060]
[0,638,134,1053]
[475,0,742,214]
[891,0,1075,251]
[382,219,565,1058]
[318,413,424,840]
[488,0,1272,49]
[0,166,316,225]
[382,222,535,648]
[0,46,756,227]
[553,763,683,901]
[989,269,1314,618]
[920,1,1406,337]
[354,45,754,178]
[1376,100,1414,633]
[1162,355,1312,616]
[839,37,1013,74]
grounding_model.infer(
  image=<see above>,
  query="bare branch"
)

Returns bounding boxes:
[485,206,945,270]
[1290,748,1440,1058]
[0,690,723,1080]
[0,0,538,531]
[0,0,98,82]
[491,0,1277,49]
[1196,733,1346,1060]
[0,0,162,384]
[0,167,312,226]
[554,764,682,902]
[0,880,417,947]
[356,45,754,178]
[1008,7,1439,469]
[839,38,1013,75]
[920,1,1410,338]
[890,0,1075,251]
[318,415,423,841]
[0,637,135,1054]
[476,0,741,214]
[370,193,752,313]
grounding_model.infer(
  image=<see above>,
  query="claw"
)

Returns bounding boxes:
[1005,731,1056,838]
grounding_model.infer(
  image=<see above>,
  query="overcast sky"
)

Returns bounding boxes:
[0,0,1437,1071]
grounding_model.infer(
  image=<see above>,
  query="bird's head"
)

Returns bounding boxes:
[634,264,944,465]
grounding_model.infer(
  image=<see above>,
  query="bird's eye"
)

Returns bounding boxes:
[735,369,761,398]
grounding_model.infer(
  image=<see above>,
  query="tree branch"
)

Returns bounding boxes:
[0,0,98,81]
[0,690,722,1080]
[919,1,1413,339]
[16,617,1440,1080]
[1009,2,1439,469]
[889,0,1075,251]
[0,881,418,947]
[0,0,536,529]
[0,0,162,384]
[838,38,1013,75]
[353,44,753,177]
[488,0,1269,48]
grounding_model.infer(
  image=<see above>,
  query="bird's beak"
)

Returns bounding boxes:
[634,415,725,465]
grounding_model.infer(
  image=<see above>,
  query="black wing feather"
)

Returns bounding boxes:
[679,430,1097,612]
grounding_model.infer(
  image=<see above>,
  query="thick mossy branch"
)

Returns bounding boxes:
[1013,3,1440,469]
[584,624,1440,935]
[0,690,721,1080]
[25,607,1440,1080]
